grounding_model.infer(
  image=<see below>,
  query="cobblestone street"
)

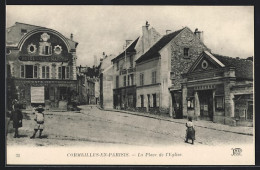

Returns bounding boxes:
[6,105,253,147]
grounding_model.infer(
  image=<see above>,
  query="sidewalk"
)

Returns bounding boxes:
[102,108,253,136]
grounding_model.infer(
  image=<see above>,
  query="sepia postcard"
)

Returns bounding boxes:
[5,5,254,165]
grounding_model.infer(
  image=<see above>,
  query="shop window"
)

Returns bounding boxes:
[140,95,144,107]
[59,87,68,100]
[152,93,157,107]
[140,73,144,86]
[42,66,50,79]
[45,87,49,100]
[152,71,156,84]
[215,96,224,110]
[187,97,194,109]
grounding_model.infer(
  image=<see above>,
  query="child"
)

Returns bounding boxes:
[185,117,195,144]
[30,105,45,139]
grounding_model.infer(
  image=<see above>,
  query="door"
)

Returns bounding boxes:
[199,90,213,121]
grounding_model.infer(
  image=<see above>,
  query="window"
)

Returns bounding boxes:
[66,67,70,79]
[152,71,156,84]
[21,29,27,36]
[216,96,224,110]
[34,66,38,78]
[123,76,126,87]
[39,42,52,55]
[128,75,130,86]
[140,73,144,86]
[116,76,119,88]
[187,97,194,109]
[184,48,189,57]
[58,66,70,79]
[58,67,62,79]
[140,95,144,107]
[116,61,119,71]
[42,66,50,79]
[152,94,157,107]
[20,65,25,78]
[130,55,133,68]
[21,65,38,78]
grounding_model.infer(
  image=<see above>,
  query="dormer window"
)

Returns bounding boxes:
[21,29,27,36]
[39,42,52,55]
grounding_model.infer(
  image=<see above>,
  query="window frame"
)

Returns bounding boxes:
[140,73,144,86]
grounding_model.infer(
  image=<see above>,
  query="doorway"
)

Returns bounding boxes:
[198,90,213,121]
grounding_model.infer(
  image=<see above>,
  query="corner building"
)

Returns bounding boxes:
[6,22,78,110]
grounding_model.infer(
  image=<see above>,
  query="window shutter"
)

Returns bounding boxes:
[42,66,45,78]
[156,93,160,107]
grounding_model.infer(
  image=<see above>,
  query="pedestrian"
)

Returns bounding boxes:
[10,104,23,138]
[185,117,195,144]
[30,105,45,139]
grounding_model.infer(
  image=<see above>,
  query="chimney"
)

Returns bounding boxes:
[142,21,150,53]
[194,28,203,42]
[70,33,73,40]
[166,30,172,35]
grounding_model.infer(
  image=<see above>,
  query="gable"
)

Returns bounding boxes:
[188,51,225,74]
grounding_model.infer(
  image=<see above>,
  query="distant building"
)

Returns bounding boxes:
[99,54,115,109]
[76,65,99,105]
[182,51,253,126]
[6,22,78,110]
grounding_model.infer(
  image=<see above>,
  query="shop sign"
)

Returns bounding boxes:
[19,56,69,62]
[194,84,216,90]
[31,86,44,103]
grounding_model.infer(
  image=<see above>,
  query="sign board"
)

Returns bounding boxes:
[31,86,45,103]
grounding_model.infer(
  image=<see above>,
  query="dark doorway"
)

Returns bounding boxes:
[171,91,182,118]
[198,90,213,121]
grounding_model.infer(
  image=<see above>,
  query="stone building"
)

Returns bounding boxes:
[99,54,115,109]
[135,27,209,117]
[182,51,253,126]
[6,22,78,110]
[111,22,161,110]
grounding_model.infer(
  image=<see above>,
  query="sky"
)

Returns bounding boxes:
[6,6,254,66]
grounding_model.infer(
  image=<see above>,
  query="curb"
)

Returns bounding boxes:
[102,108,253,136]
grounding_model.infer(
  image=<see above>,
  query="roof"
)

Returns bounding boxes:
[111,37,140,62]
[6,22,78,48]
[135,27,185,63]
[213,53,253,80]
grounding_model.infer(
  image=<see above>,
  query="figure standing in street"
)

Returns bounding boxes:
[30,105,45,139]
[10,104,23,138]
[185,117,195,144]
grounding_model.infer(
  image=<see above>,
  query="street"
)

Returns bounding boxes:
[6,105,253,147]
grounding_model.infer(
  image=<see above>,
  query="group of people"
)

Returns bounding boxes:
[10,100,45,139]
[10,99,196,144]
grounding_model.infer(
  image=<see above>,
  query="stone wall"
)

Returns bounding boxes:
[170,28,209,90]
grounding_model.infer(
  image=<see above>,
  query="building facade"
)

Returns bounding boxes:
[111,22,161,110]
[6,22,78,110]
[135,27,208,117]
[182,51,253,126]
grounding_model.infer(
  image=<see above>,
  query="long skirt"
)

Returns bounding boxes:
[186,127,195,140]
